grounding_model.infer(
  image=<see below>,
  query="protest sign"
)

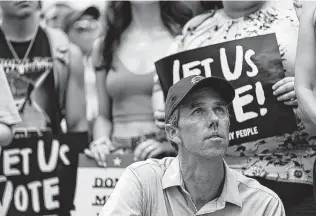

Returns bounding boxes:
[73,153,134,216]
[0,132,88,216]
[155,33,298,145]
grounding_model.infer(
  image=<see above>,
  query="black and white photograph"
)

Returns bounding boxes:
[0,1,315,216]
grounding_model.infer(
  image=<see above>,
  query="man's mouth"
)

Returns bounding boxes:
[205,133,223,140]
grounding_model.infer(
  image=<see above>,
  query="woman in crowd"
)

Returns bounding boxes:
[154,1,316,215]
[295,2,316,137]
[295,0,316,204]
[85,1,193,166]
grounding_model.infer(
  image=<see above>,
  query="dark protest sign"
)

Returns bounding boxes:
[155,34,298,145]
[0,132,88,216]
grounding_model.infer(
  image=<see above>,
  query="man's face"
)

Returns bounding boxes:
[0,1,38,18]
[176,87,230,158]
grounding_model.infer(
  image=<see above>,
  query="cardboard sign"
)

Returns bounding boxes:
[0,132,88,216]
[73,154,134,216]
[155,34,298,145]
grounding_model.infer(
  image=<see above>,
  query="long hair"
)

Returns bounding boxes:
[200,1,223,11]
[101,1,194,73]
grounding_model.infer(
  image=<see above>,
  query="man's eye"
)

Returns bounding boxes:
[193,108,203,115]
[214,106,227,115]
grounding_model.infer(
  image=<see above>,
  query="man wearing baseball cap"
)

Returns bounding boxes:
[99,75,285,216]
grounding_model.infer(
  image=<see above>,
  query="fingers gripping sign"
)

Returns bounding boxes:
[84,136,115,167]
[272,77,297,106]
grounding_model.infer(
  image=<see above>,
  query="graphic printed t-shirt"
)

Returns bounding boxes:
[0,27,54,130]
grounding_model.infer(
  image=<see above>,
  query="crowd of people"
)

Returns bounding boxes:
[0,1,316,216]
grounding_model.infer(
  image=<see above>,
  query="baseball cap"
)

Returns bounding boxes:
[61,6,100,33]
[165,75,235,122]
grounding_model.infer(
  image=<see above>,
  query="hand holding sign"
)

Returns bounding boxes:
[84,136,115,167]
[272,76,297,106]
[134,139,174,161]
[154,107,166,129]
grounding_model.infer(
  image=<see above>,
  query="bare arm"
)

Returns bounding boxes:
[295,2,316,126]
[0,124,13,146]
[91,39,113,140]
[152,36,183,129]
[65,44,88,132]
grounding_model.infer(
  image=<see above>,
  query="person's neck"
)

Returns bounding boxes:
[223,1,267,19]
[130,2,165,32]
[1,13,39,42]
[178,150,225,211]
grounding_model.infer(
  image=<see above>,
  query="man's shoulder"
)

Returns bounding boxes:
[127,157,175,181]
[232,169,280,202]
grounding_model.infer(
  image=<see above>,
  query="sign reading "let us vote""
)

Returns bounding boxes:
[0,132,87,216]
[155,34,297,145]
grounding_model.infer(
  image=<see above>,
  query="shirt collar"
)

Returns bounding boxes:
[219,160,243,207]
[162,157,242,208]
[162,157,183,189]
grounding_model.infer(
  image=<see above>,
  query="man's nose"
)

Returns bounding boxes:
[207,110,219,128]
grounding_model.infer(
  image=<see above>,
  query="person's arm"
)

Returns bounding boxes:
[99,167,143,216]
[271,2,299,107]
[0,124,13,146]
[152,74,166,129]
[153,35,183,129]
[91,39,113,141]
[295,2,316,126]
[65,43,88,132]
[84,39,113,166]
[0,67,21,146]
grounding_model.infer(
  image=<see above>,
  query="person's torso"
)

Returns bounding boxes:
[176,1,298,74]
[106,29,174,138]
[0,27,55,130]
[122,158,282,216]
[106,56,156,138]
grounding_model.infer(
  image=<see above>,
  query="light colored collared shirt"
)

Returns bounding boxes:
[99,157,285,216]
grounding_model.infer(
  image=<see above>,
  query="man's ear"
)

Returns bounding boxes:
[165,124,181,145]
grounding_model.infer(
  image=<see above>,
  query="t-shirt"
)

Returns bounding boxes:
[0,27,55,130]
[160,2,315,184]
